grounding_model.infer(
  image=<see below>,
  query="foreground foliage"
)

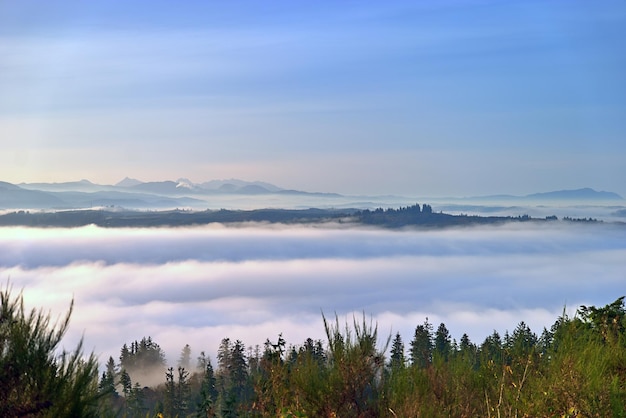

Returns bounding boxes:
[2,281,625,417]
[107,300,625,418]
[0,283,100,417]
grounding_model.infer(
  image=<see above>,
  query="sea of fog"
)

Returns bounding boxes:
[1,220,625,368]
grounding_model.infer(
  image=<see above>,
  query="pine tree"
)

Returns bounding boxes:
[0,284,100,417]
[177,366,191,416]
[120,369,132,398]
[120,344,132,370]
[434,322,452,361]
[389,332,405,370]
[179,343,192,370]
[164,367,176,417]
[230,340,250,403]
[119,336,167,387]
[480,330,503,365]
[98,356,118,397]
[197,350,209,373]
[510,321,537,357]
[127,382,145,415]
[410,319,433,368]
[197,359,218,418]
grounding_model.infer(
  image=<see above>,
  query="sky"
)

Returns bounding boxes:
[1,0,625,196]
[2,221,625,378]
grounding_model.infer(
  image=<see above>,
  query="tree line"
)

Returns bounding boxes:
[1,283,625,417]
[0,204,575,229]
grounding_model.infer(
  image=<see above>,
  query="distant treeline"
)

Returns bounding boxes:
[355,204,560,227]
[0,204,584,228]
[2,281,625,417]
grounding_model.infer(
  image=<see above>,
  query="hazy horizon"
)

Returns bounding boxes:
[1,1,625,197]
[6,175,626,201]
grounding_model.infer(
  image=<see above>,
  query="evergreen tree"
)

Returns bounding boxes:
[127,382,146,416]
[480,330,503,365]
[230,340,250,402]
[537,327,553,356]
[215,338,251,415]
[120,343,132,371]
[120,369,132,398]
[578,296,626,340]
[179,343,192,370]
[510,321,537,357]
[164,367,176,417]
[100,356,118,396]
[410,319,433,368]
[0,284,100,417]
[217,338,232,377]
[98,356,118,398]
[197,350,209,373]
[247,344,262,376]
[97,356,121,415]
[388,332,405,370]
[299,337,326,366]
[434,322,452,361]
[459,333,471,352]
[177,366,191,416]
[197,359,218,418]
[119,336,167,387]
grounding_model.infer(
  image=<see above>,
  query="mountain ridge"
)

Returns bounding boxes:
[2,179,622,211]
[466,188,623,201]
[526,187,622,200]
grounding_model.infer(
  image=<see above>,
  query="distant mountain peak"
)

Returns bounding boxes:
[116,177,143,187]
[199,179,283,192]
[526,188,623,200]
[175,178,195,189]
[0,181,21,190]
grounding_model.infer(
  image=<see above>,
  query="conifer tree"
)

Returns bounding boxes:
[0,284,100,417]
[480,330,503,365]
[98,356,118,400]
[179,343,192,370]
[120,369,132,398]
[410,319,433,368]
[434,322,452,360]
[127,382,146,415]
[510,321,537,357]
[389,332,405,370]
[164,367,176,417]
[177,366,191,416]
[197,359,218,418]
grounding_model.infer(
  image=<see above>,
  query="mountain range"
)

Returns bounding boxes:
[1,178,339,210]
[465,188,623,202]
[0,179,622,211]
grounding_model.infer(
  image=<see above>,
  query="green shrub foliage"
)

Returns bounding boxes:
[0,283,100,417]
[4,283,626,417]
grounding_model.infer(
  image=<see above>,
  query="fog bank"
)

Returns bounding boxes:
[1,222,624,368]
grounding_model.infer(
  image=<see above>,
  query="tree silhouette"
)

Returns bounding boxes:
[410,319,433,368]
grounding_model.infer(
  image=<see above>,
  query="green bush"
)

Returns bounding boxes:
[0,283,100,417]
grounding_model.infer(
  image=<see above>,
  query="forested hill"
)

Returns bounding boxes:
[0,204,597,228]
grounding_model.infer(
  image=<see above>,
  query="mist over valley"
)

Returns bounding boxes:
[2,1,625,413]
[2,183,624,370]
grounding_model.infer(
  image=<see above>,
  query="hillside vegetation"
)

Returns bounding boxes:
[0,204,594,228]
[1,283,625,417]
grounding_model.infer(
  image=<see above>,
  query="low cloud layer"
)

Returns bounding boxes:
[2,222,625,368]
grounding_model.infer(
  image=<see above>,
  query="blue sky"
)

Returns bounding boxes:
[1,0,624,196]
